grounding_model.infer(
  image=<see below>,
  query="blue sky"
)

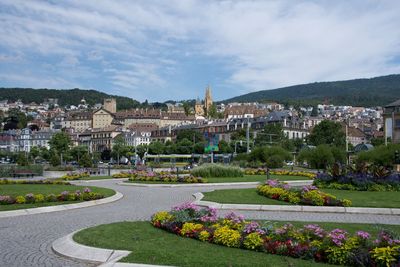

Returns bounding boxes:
[0,0,400,102]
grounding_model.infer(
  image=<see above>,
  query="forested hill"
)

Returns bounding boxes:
[224,74,400,107]
[0,88,141,110]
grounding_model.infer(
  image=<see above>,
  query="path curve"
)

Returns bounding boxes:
[1,179,399,267]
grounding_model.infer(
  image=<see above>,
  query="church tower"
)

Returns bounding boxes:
[204,85,213,114]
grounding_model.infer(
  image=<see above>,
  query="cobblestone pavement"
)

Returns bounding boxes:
[1,180,399,267]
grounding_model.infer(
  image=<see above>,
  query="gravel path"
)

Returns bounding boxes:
[1,180,399,267]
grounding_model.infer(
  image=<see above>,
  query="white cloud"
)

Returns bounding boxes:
[0,0,399,100]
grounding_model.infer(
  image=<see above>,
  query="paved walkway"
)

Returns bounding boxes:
[1,180,399,267]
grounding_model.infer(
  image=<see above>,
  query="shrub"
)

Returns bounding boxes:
[34,194,45,203]
[243,232,264,250]
[257,180,351,207]
[213,226,241,248]
[15,196,26,204]
[191,164,244,178]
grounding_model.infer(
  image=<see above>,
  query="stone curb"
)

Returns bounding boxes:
[192,192,400,216]
[52,230,173,267]
[0,191,123,219]
[117,180,312,188]
[73,178,129,183]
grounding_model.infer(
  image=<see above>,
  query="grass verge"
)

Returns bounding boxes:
[202,188,400,208]
[0,184,115,211]
[73,221,400,267]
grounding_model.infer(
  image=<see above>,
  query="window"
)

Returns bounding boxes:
[396,119,400,129]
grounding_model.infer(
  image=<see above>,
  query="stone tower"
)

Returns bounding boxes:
[195,97,205,116]
[204,85,213,114]
[103,98,116,113]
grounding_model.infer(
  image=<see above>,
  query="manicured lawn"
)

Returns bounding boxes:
[0,184,115,211]
[125,175,309,184]
[73,221,400,267]
[73,221,327,267]
[203,188,400,208]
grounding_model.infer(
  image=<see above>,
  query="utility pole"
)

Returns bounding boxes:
[246,117,250,154]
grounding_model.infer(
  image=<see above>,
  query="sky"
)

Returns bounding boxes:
[0,0,400,102]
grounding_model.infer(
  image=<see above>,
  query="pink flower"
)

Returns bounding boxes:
[356,231,370,240]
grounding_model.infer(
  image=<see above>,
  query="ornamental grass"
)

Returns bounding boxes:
[151,204,400,266]
[191,164,244,178]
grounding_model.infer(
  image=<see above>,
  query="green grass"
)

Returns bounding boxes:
[73,221,400,267]
[73,221,327,267]
[124,175,308,184]
[203,188,400,208]
[0,184,115,211]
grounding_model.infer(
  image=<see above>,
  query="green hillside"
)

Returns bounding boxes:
[224,74,400,107]
[0,88,140,111]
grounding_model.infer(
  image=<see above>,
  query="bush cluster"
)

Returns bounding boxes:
[61,172,90,180]
[113,170,206,183]
[244,168,316,179]
[0,179,71,185]
[314,166,400,192]
[151,204,400,266]
[0,187,104,205]
[257,180,351,207]
[191,164,244,178]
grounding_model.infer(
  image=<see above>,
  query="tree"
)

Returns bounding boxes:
[112,135,129,164]
[176,138,193,154]
[307,120,345,148]
[78,152,93,167]
[29,146,40,163]
[136,144,148,159]
[217,140,232,154]
[16,152,29,166]
[182,102,192,116]
[176,129,204,143]
[255,123,285,146]
[49,132,72,165]
[298,145,335,169]
[148,141,165,155]
[70,146,88,162]
[206,104,223,119]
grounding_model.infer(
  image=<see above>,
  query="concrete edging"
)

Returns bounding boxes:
[192,192,400,215]
[117,180,312,188]
[0,191,123,219]
[52,230,173,267]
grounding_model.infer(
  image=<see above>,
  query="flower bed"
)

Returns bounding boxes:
[151,204,400,266]
[0,187,104,205]
[315,172,400,192]
[257,180,351,206]
[114,170,206,183]
[61,171,90,180]
[244,168,316,179]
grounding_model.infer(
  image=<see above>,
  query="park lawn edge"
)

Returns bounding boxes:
[73,221,400,267]
[0,184,116,211]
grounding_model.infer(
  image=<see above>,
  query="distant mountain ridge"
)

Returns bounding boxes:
[224,74,400,107]
[0,88,141,111]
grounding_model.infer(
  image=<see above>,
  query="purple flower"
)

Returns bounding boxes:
[302,185,318,192]
[83,187,91,193]
[200,207,218,222]
[266,179,279,187]
[243,221,265,234]
[61,191,69,195]
[172,202,200,211]
[224,211,245,224]
[328,229,348,246]
[356,231,370,240]
[303,224,325,238]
